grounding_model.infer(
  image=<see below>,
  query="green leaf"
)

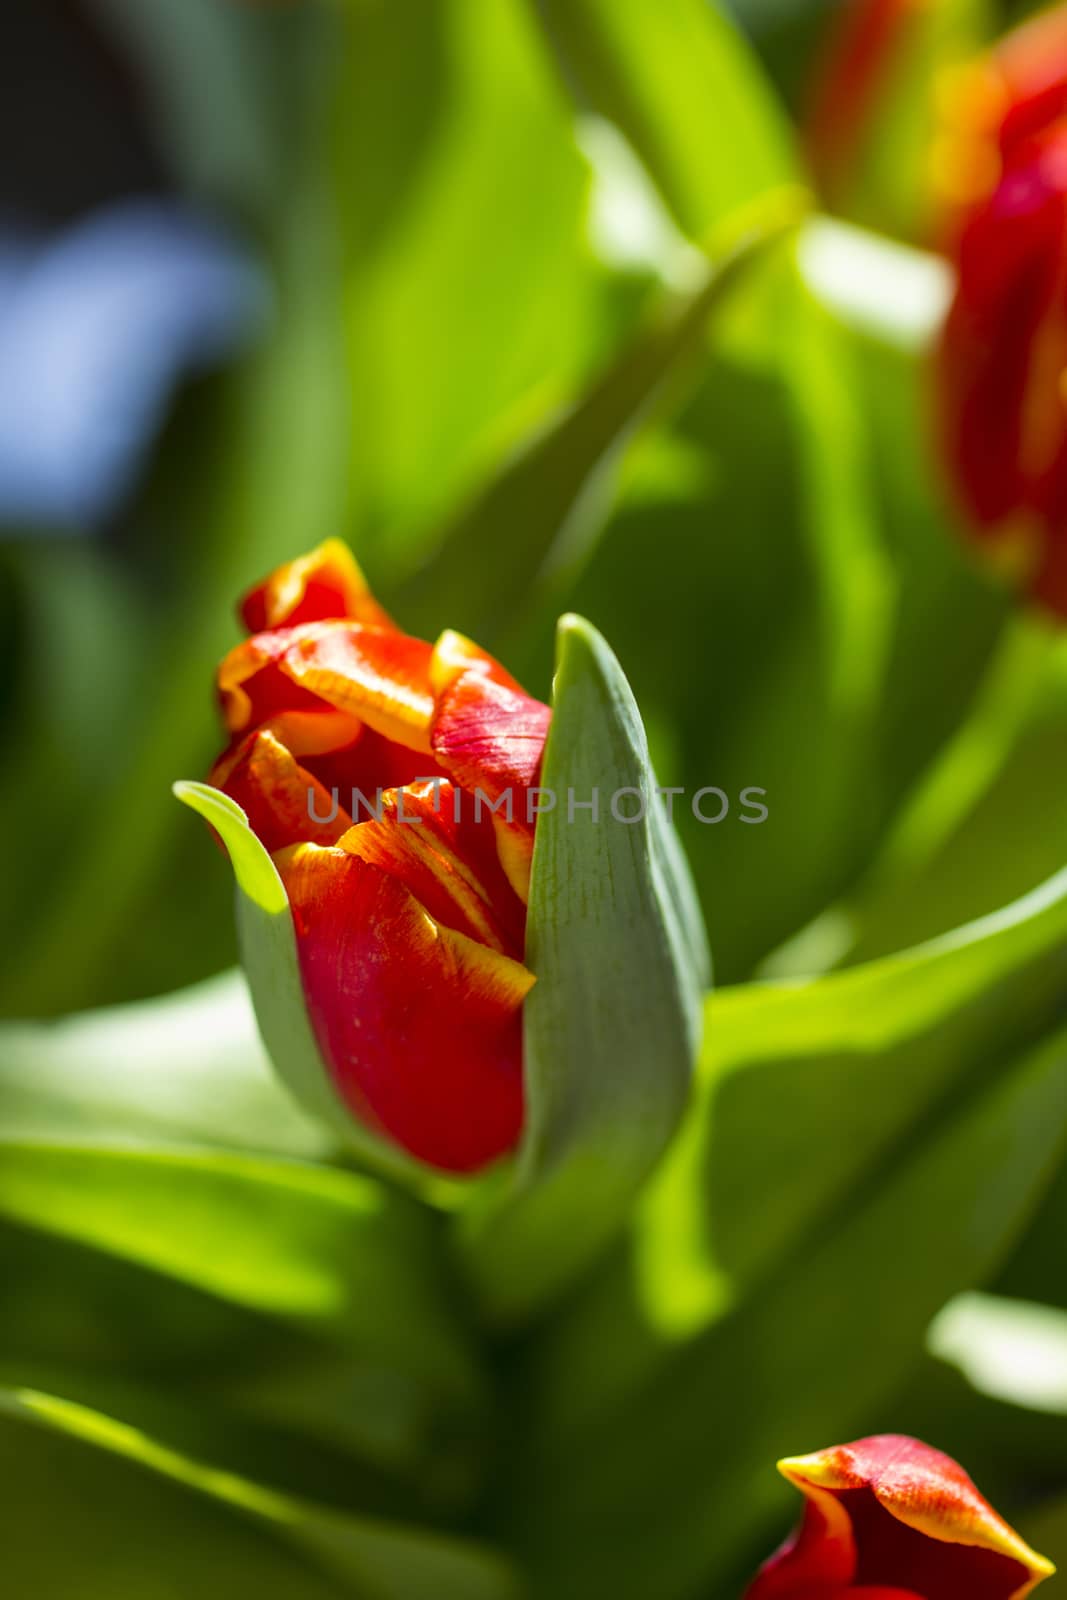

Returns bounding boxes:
[332,0,598,578]
[824,622,1067,969]
[532,864,1067,1440]
[508,1020,1067,1599]
[395,189,804,647]
[0,1384,522,1600]
[0,1141,479,1403]
[995,1149,1067,1315]
[0,1216,455,1483]
[173,783,469,1203]
[928,1292,1067,1416]
[551,246,890,980]
[535,0,796,242]
[0,969,327,1157]
[460,615,708,1321]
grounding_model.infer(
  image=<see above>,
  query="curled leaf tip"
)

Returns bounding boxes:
[173,779,288,916]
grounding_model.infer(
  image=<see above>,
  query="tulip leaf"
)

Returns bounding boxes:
[0,1384,521,1600]
[395,188,803,646]
[509,1020,1067,1599]
[460,615,709,1321]
[0,969,328,1157]
[332,0,597,579]
[173,781,287,914]
[830,622,1067,967]
[534,0,795,243]
[0,1216,463,1484]
[532,865,1067,1442]
[172,782,471,1202]
[0,1139,479,1403]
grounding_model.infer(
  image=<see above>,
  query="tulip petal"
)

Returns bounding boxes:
[429,628,524,696]
[239,538,394,632]
[745,1484,855,1597]
[277,843,534,1174]
[176,784,476,1196]
[218,621,437,752]
[430,669,551,897]
[217,628,331,735]
[209,729,351,853]
[279,622,436,753]
[338,780,526,958]
[431,670,550,800]
[755,1437,1054,1600]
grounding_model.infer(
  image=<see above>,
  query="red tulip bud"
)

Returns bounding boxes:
[745,1435,1053,1599]
[937,5,1067,615]
[205,540,550,1174]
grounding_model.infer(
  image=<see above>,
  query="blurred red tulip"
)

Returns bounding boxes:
[208,539,550,1173]
[744,1435,1053,1599]
[937,4,1067,615]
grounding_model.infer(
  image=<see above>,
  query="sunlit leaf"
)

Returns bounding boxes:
[460,616,708,1322]
[0,1384,521,1600]
[0,969,326,1157]
[0,1140,479,1402]
[396,191,803,647]
[530,864,1067,1439]
[507,1020,1067,1598]
[536,0,795,241]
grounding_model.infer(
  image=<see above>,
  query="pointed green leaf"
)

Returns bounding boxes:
[0,969,327,1156]
[535,0,795,242]
[0,1384,521,1600]
[460,615,708,1321]
[395,190,803,645]
[511,1021,1067,1599]
[0,1141,478,1402]
[533,865,1067,1442]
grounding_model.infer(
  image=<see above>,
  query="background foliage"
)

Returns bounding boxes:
[2,1,1067,1596]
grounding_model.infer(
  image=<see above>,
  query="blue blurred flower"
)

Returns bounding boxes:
[0,201,267,530]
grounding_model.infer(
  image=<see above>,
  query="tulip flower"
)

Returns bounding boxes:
[744,1434,1053,1599]
[206,538,551,1174]
[936,5,1067,616]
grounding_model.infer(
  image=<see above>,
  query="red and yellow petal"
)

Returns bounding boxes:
[209,730,352,853]
[217,621,437,752]
[279,622,436,753]
[430,670,549,803]
[748,1437,1054,1600]
[937,124,1067,540]
[992,7,1067,163]
[430,667,550,881]
[239,538,394,633]
[276,843,533,1173]
[745,1482,856,1598]
[337,780,525,958]
[217,629,319,735]
[429,628,524,697]
[211,710,363,786]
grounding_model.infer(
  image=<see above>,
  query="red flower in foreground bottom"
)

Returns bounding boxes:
[745,1435,1053,1599]
[936,4,1067,616]
[207,539,551,1174]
